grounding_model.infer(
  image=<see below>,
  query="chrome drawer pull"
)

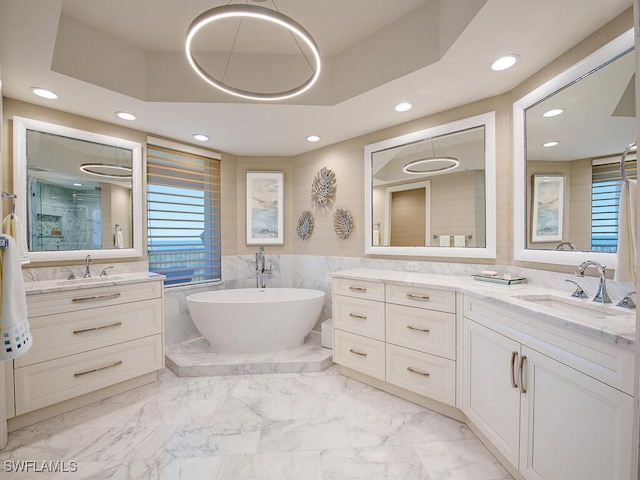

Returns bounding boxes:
[518,355,527,394]
[74,360,123,377]
[406,325,430,333]
[72,292,122,303]
[73,322,123,335]
[349,348,368,357]
[510,351,518,389]
[406,293,430,301]
[407,366,430,377]
[349,286,367,293]
[349,313,367,320]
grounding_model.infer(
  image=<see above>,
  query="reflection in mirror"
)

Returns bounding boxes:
[514,29,634,267]
[365,112,496,258]
[13,117,143,262]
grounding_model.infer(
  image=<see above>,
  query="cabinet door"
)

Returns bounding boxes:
[519,347,633,480]
[462,318,521,466]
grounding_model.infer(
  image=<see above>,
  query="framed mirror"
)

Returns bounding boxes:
[365,112,496,258]
[13,116,143,262]
[513,29,634,268]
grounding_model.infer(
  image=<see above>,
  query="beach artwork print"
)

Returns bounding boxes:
[531,175,564,243]
[246,171,284,245]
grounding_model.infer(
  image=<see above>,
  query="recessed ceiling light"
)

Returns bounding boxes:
[116,111,136,121]
[73,183,83,187]
[31,88,58,99]
[543,109,564,117]
[491,55,519,71]
[542,141,559,147]
[193,134,210,142]
[395,102,412,112]
[306,135,320,142]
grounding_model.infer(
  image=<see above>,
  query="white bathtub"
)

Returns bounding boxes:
[186,288,325,353]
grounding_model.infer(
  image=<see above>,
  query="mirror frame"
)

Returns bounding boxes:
[513,29,634,268]
[364,112,496,258]
[13,116,143,262]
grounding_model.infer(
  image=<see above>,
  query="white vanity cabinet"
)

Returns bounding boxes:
[8,278,164,422]
[462,296,633,480]
[332,276,457,407]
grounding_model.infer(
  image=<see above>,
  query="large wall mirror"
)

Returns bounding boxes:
[365,112,496,258]
[13,116,143,262]
[513,29,634,268]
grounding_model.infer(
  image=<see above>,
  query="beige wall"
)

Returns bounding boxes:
[0,8,632,272]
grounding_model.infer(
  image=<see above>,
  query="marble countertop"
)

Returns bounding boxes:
[25,271,165,295]
[332,268,636,347]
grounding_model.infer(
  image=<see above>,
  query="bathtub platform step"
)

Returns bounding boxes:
[165,331,334,377]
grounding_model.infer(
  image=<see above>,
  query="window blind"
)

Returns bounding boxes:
[147,144,221,286]
[591,159,636,252]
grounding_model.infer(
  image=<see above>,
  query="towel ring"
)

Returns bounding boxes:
[620,142,636,185]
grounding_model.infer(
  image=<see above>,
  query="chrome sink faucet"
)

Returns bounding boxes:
[574,260,611,304]
[84,254,92,278]
[255,246,271,288]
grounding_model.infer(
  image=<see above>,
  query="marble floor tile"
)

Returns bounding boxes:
[2,365,513,480]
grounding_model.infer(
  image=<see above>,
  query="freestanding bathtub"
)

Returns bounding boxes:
[186,288,325,353]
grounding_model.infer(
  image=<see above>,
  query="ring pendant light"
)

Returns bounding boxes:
[185,4,321,101]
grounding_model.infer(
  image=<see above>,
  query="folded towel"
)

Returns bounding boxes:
[615,179,637,283]
[115,229,125,249]
[0,235,32,360]
[2,214,29,265]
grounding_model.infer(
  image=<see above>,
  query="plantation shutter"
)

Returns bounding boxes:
[147,144,221,285]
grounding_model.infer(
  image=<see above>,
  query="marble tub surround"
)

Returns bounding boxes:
[166,331,333,377]
[332,268,636,346]
[0,365,512,480]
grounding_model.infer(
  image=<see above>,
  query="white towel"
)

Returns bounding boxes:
[0,235,32,360]
[372,228,380,246]
[453,235,466,247]
[438,235,451,247]
[615,179,637,283]
[115,229,125,249]
[2,214,29,265]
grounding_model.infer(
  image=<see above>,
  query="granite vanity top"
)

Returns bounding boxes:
[332,268,636,347]
[24,271,165,295]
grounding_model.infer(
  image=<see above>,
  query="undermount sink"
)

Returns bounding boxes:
[512,294,632,319]
[56,276,122,286]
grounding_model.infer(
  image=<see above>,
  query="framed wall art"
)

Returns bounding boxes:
[531,174,564,243]
[246,171,284,245]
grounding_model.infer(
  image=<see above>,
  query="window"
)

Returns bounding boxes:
[591,158,636,252]
[147,144,221,286]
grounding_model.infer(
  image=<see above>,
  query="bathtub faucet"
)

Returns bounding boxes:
[255,246,272,288]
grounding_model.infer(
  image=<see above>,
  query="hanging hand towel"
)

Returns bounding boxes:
[438,235,451,247]
[614,179,637,283]
[453,235,466,247]
[0,235,32,360]
[2,214,30,265]
[115,229,124,249]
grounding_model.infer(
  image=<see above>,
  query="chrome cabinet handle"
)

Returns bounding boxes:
[518,355,527,394]
[74,360,123,377]
[349,313,367,320]
[349,348,367,357]
[510,351,519,389]
[407,366,430,377]
[406,293,430,302]
[72,292,122,303]
[349,286,367,293]
[406,325,430,333]
[73,322,122,335]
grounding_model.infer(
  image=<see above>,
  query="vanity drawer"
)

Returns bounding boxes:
[14,334,163,415]
[386,303,455,359]
[333,295,385,340]
[333,329,385,380]
[26,280,163,318]
[332,277,385,302]
[15,299,163,367]
[386,343,456,406]
[386,284,455,313]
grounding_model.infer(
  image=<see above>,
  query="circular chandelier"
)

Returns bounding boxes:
[185,4,321,101]
[403,157,459,175]
[80,164,132,179]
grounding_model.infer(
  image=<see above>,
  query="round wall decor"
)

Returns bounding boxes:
[296,210,314,239]
[334,208,353,239]
[311,167,336,208]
